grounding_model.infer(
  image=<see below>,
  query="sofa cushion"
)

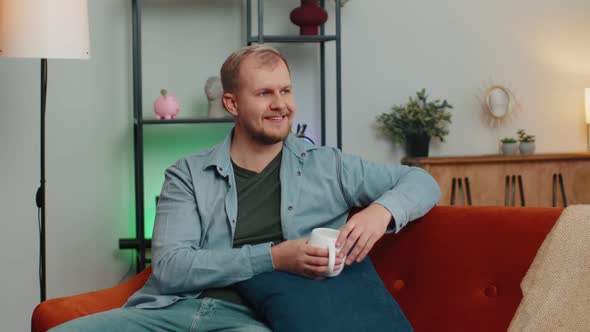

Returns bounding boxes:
[235,257,412,332]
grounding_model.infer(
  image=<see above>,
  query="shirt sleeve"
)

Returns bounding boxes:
[151,159,274,295]
[336,149,441,233]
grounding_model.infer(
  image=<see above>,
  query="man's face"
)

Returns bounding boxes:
[229,55,295,145]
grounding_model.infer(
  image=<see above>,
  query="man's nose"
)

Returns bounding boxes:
[270,93,287,110]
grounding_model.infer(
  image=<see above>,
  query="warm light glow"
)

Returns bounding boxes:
[586,88,590,124]
[521,8,590,75]
[0,0,90,59]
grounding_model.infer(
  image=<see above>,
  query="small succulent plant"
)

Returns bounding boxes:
[517,129,536,143]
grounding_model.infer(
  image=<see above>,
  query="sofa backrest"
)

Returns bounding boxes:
[368,206,562,332]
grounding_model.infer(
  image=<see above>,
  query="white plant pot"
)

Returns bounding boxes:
[519,142,536,155]
[501,142,518,155]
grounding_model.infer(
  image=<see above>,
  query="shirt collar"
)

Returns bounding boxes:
[284,130,318,158]
[204,127,318,175]
[203,129,234,176]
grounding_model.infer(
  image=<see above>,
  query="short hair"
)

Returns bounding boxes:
[220,44,290,93]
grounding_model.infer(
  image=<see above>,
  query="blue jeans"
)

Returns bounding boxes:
[49,298,271,332]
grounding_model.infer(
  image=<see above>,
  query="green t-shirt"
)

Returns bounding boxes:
[199,151,284,305]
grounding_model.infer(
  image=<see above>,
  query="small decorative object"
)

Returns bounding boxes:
[295,123,315,144]
[290,0,328,36]
[153,89,180,120]
[376,89,453,157]
[328,0,351,6]
[479,84,521,127]
[500,137,518,155]
[204,76,228,118]
[517,129,536,155]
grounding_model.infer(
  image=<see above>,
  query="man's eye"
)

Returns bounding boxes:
[281,89,291,95]
[258,91,269,96]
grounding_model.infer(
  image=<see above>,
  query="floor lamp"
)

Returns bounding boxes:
[0,0,91,303]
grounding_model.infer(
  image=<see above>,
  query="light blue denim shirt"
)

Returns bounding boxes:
[125,130,440,309]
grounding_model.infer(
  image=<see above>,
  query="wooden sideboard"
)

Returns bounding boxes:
[402,153,590,207]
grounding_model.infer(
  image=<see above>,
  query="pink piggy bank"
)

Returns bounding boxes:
[153,89,180,120]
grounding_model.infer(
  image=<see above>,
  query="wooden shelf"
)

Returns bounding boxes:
[248,35,337,43]
[141,117,234,125]
[403,152,590,166]
[119,238,152,249]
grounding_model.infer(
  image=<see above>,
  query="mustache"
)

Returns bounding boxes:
[263,112,291,117]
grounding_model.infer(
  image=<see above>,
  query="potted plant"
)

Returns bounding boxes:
[376,89,453,157]
[517,129,536,155]
[500,137,518,155]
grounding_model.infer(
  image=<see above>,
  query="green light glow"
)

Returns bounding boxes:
[141,123,234,238]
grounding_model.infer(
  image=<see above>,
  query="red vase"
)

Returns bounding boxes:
[290,0,328,36]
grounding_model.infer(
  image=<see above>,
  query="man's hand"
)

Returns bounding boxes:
[271,238,345,279]
[336,204,392,266]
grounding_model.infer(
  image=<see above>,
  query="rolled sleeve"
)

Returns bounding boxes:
[337,150,441,233]
[248,242,275,274]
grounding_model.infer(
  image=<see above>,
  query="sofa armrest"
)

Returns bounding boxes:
[31,266,152,332]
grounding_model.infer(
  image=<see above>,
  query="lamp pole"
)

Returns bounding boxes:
[0,0,90,303]
[34,59,48,302]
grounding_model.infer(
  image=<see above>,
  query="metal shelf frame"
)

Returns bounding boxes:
[120,0,342,273]
[246,0,342,147]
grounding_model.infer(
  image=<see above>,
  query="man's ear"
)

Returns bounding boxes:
[222,92,239,117]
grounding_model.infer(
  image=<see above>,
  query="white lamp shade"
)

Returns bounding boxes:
[0,0,90,59]
[586,88,590,124]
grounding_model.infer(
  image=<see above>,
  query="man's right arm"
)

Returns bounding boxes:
[151,160,274,295]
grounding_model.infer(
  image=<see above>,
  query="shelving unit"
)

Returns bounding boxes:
[119,0,342,272]
[246,0,342,147]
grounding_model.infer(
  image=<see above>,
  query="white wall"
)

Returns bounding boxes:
[340,0,590,162]
[1,0,589,330]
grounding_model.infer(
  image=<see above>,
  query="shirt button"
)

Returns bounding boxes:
[300,152,306,157]
[296,171,301,176]
[288,206,293,211]
[232,219,236,223]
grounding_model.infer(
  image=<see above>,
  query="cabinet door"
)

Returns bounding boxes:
[426,164,506,206]
[424,165,466,205]
[462,163,506,206]
[559,160,590,205]
[508,161,556,207]
[427,162,559,207]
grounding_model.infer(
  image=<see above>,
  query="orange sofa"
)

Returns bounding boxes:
[32,206,563,332]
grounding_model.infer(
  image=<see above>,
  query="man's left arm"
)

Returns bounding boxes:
[334,151,441,265]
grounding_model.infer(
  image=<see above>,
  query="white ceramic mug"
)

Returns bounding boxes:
[308,228,345,277]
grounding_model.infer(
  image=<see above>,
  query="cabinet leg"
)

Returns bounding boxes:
[505,176,510,206]
[552,173,557,207]
[559,173,568,207]
[451,177,456,205]
[518,175,525,206]
[458,178,465,206]
[464,177,472,206]
[511,175,516,206]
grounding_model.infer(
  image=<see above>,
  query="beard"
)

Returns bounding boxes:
[251,126,290,145]
[239,118,291,145]
[252,130,287,145]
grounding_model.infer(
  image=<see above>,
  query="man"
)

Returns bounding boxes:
[51,45,440,331]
